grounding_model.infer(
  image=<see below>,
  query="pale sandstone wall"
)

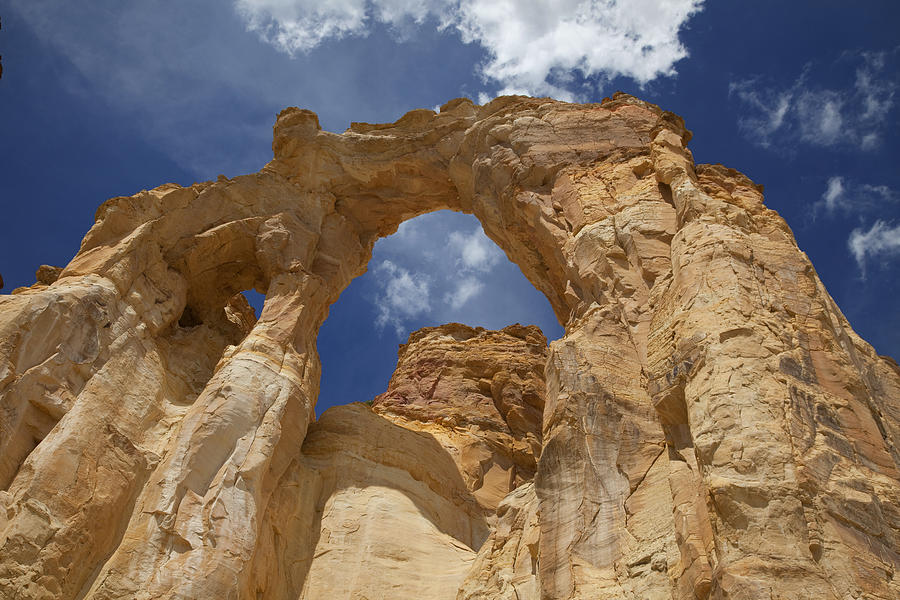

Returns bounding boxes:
[0,93,898,599]
[248,324,548,600]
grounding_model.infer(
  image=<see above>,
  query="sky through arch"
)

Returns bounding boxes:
[315,210,563,416]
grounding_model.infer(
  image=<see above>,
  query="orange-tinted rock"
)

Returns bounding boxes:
[372,323,546,504]
[35,265,62,286]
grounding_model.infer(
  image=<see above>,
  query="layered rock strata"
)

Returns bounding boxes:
[372,323,547,509]
[0,93,899,599]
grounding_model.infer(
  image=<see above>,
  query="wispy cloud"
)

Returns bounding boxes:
[368,211,560,339]
[14,0,704,180]
[848,220,900,277]
[820,176,846,215]
[448,226,504,272]
[444,276,484,309]
[12,2,303,178]
[235,0,706,100]
[372,219,500,335]
[730,52,897,151]
[814,176,897,217]
[795,91,844,146]
[373,260,432,335]
[812,177,899,274]
[234,0,372,54]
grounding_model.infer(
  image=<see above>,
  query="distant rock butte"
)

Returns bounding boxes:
[1,93,899,599]
[373,323,548,509]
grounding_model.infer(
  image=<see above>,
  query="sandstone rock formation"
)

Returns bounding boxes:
[245,323,548,600]
[372,323,547,509]
[1,93,899,599]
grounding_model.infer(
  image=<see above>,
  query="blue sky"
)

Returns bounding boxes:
[1,1,898,413]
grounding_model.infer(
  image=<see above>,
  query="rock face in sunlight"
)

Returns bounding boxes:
[373,323,547,508]
[1,93,899,599]
[252,324,548,600]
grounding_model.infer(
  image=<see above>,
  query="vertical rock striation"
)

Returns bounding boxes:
[0,93,898,599]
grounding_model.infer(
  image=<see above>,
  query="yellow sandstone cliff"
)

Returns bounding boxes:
[1,93,899,599]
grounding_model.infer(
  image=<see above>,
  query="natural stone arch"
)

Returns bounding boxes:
[1,94,899,600]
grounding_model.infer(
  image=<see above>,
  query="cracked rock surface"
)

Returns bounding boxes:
[1,93,899,599]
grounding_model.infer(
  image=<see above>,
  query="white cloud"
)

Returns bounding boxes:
[821,176,845,214]
[234,0,370,54]
[235,0,705,100]
[448,226,504,271]
[450,0,705,99]
[857,52,895,122]
[373,260,432,335]
[364,211,562,340]
[13,1,487,179]
[730,52,897,151]
[444,276,484,309]
[861,133,879,151]
[848,220,900,276]
[818,179,900,277]
[795,91,844,146]
[392,218,419,242]
[814,176,896,217]
[15,0,704,180]
[371,218,503,335]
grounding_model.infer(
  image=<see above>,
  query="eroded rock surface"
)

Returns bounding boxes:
[248,323,546,600]
[1,93,899,599]
[373,323,547,509]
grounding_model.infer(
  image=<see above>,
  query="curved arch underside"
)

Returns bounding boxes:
[1,94,899,599]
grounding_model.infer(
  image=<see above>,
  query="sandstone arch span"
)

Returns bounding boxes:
[1,94,899,599]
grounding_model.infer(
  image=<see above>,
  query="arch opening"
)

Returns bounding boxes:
[277,207,561,599]
[240,288,266,319]
[315,209,563,416]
